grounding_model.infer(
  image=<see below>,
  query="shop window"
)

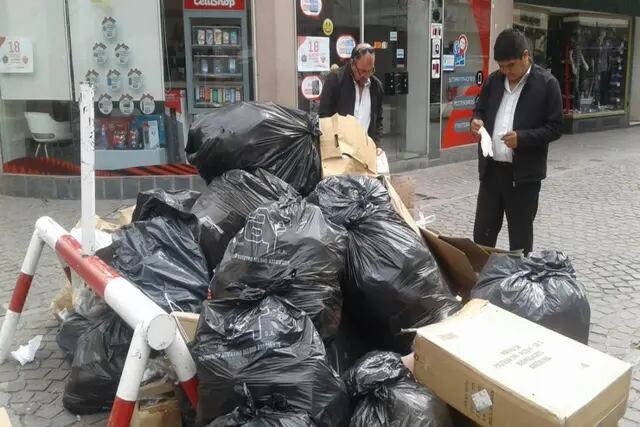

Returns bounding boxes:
[515,6,631,118]
[440,0,491,149]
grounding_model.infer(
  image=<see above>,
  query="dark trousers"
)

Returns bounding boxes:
[473,162,541,254]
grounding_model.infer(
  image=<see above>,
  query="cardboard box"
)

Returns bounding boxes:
[319,114,378,177]
[420,227,515,300]
[413,300,632,427]
[130,378,182,427]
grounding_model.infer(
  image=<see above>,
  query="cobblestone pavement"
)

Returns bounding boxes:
[0,126,639,425]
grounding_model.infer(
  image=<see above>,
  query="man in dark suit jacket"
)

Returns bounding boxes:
[319,43,384,143]
[471,29,563,254]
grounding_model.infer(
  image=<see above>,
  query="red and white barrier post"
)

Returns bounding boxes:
[0,230,45,364]
[0,217,199,426]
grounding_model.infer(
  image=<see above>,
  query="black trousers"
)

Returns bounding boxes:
[473,162,541,254]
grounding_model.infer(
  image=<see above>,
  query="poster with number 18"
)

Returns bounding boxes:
[297,36,330,72]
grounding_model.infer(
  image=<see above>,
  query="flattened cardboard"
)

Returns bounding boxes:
[414,300,632,427]
[319,114,378,177]
[420,227,514,299]
[381,176,420,236]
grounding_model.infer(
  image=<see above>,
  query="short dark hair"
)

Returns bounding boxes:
[494,29,528,62]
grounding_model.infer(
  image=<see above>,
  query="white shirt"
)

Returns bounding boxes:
[492,65,532,163]
[353,78,371,132]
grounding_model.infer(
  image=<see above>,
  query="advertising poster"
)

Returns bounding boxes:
[300,0,323,17]
[301,75,323,100]
[0,37,34,73]
[336,34,356,59]
[297,36,330,72]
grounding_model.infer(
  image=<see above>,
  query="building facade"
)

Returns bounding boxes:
[0,0,636,198]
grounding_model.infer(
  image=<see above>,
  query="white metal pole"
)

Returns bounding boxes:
[360,0,365,43]
[79,82,96,256]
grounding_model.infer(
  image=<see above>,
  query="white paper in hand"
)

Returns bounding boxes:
[479,127,494,158]
[11,335,43,366]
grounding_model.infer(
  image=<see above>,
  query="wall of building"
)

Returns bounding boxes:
[630,17,640,122]
[253,0,297,107]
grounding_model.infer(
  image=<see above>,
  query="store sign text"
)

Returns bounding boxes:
[184,0,244,10]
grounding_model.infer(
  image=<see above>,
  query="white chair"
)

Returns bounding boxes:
[24,112,72,158]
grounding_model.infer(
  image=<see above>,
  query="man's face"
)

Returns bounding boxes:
[497,50,530,83]
[352,54,375,87]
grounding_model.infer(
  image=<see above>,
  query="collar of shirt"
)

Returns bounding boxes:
[504,64,532,94]
[353,77,371,89]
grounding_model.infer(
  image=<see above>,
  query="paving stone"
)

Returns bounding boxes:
[13,401,40,415]
[44,369,69,382]
[26,379,52,391]
[23,414,56,427]
[51,410,81,426]
[35,402,64,419]
[0,370,19,382]
[10,390,34,404]
[21,368,51,380]
[41,358,66,369]
[33,391,58,404]
[2,379,26,393]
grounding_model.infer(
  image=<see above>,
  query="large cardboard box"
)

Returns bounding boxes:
[420,227,515,300]
[319,114,378,177]
[413,300,632,427]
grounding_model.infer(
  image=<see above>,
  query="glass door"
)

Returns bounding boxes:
[365,0,422,161]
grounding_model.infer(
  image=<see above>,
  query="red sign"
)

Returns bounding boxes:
[183,0,244,10]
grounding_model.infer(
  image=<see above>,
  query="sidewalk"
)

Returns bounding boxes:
[0,127,639,425]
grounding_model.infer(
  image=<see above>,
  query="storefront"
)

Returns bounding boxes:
[0,0,502,198]
[294,0,493,168]
[513,1,638,133]
[0,0,255,198]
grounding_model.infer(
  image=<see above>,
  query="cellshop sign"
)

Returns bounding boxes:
[184,0,244,10]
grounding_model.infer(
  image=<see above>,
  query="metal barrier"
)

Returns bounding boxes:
[0,216,198,427]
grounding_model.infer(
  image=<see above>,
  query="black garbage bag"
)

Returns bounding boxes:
[325,312,375,376]
[191,169,299,273]
[472,250,591,344]
[308,176,460,353]
[56,312,94,359]
[191,285,350,427]
[344,352,453,427]
[208,386,316,427]
[63,310,132,414]
[185,102,321,195]
[132,188,201,223]
[111,216,209,313]
[211,198,347,341]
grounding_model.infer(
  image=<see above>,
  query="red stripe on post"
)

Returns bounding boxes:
[107,397,136,427]
[8,273,34,313]
[55,235,120,297]
[180,376,199,409]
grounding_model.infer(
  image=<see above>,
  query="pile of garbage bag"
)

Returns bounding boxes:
[191,284,350,426]
[344,352,453,427]
[472,250,591,344]
[185,102,321,196]
[48,103,593,425]
[211,197,347,341]
[309,175,460,353]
